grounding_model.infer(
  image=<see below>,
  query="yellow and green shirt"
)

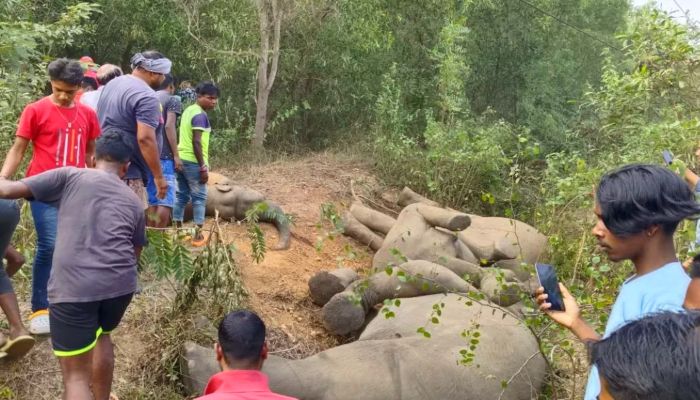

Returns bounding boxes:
[178,104,211,165]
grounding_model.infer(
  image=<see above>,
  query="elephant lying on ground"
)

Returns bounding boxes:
[345,200,546,281]
[319,191,546,335]
[182,294,546,400]
[185,172,291,250]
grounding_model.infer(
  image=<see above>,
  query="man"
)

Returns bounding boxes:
[0,131,146,400]
[589,310,700,399]
[80,64,123,111]
[197,310,297,400]
[0,58,100,335]
[146,74,183,227]
[536,164,700,400]
[173,81,219,246]
[97,51,171,207]
[0,199,34,360]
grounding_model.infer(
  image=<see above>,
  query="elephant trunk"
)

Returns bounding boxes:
[260,201,291,250]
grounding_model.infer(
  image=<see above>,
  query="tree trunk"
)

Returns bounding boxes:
[252,0,282,149]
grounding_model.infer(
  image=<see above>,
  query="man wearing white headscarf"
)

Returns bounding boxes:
[97,51,173,206]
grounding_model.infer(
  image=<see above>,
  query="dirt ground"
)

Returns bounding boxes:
[0,152,382,399]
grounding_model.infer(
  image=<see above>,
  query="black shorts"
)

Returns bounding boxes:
[50,293,133,357]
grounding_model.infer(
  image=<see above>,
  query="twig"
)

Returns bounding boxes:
[570,231,587,286]
[497,351,542,400]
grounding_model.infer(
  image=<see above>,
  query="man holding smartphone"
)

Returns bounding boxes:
[536,164,700,400]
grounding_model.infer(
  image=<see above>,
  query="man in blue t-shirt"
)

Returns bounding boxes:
[146,74,182,227]
[536,164,700,400]
[97,51,172,207]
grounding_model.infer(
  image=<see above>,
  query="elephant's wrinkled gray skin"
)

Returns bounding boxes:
[182,294,546,400]
[185,172,291,250]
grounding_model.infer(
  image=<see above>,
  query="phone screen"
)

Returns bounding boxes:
[662,150,673,166]
[535,263,566,312]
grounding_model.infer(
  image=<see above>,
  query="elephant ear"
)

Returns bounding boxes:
[214,183,233,193]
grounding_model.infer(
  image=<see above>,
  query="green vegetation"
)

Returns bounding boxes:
[1,0,699,398]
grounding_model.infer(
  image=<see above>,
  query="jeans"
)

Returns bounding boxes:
[0,200,20,295]
[29,200,58,311]
[173,161,207,226]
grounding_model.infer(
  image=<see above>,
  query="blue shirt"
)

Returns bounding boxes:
[97,75,161,181]
[584,262,690,400]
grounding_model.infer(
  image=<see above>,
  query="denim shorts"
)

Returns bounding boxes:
[147,159,177,208]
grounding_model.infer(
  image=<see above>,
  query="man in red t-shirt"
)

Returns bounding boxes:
[0,58,100,335]
[197,311,298,400]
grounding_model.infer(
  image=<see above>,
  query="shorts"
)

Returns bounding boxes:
[124,178,148,209]
[50,293,133,357]
[147,159,177,208]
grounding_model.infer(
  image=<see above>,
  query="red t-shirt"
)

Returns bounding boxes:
[197,370,298,400]
[17,96,101,177]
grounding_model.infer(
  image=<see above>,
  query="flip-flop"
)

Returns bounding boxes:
[0,350,6,360]
[0,335,35,360]
[192,233,209,247]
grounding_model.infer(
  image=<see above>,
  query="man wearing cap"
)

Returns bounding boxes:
[97,51,171,206]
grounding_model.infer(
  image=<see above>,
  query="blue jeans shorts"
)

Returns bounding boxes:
[147,159,177,208]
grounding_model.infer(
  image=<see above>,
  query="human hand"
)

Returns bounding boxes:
[199,170,209,184]
[155,175,168,199]
[174,156,184,172]
[535,283,581,329]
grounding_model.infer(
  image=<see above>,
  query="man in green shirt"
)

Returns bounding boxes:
[173,81,219,246]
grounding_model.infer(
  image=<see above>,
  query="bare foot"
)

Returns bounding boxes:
[8,325,31,341]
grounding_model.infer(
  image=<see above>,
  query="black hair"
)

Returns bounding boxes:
[81,76,98,90]
[596,164,700,236]
[159,73,174,90]
[218,310,266,364]
[95,130,134,164]
[195,81,220,97]
[141,50,165,60]
[589,310,700,400]
[97,65,123,85]
[47,58,83,86]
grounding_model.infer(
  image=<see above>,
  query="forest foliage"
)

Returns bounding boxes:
[1,0,699,397]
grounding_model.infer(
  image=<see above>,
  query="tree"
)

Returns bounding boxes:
[252,0,284,148]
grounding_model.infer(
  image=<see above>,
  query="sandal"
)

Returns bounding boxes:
[0,335,35,360]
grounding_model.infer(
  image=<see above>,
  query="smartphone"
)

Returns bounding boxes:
[535,263,566,312]
[662,150,674,166]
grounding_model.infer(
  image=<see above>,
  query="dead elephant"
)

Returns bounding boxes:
[184,172,291,249]
[181,294,546,400]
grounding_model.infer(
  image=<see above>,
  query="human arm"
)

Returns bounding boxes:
[684,167,699,191]
[684,279,700,309]
[535,283,602,343]
[0,137,30,179]
[192,129,208,184]
[0,180,32,199]
[132,207,147,262]
[85,139,96,168]
[165,111,182,171]
[136,121,167,198]
[4,246,25,278]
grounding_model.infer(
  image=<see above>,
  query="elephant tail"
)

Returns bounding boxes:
[259,201,291,250]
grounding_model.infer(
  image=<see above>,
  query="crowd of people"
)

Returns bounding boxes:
[0,52,238,399]
[0,54,699,400]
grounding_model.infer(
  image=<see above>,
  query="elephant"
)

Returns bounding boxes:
[181,294,547,400]
[185,172,291,250]
[343,195,546,281]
